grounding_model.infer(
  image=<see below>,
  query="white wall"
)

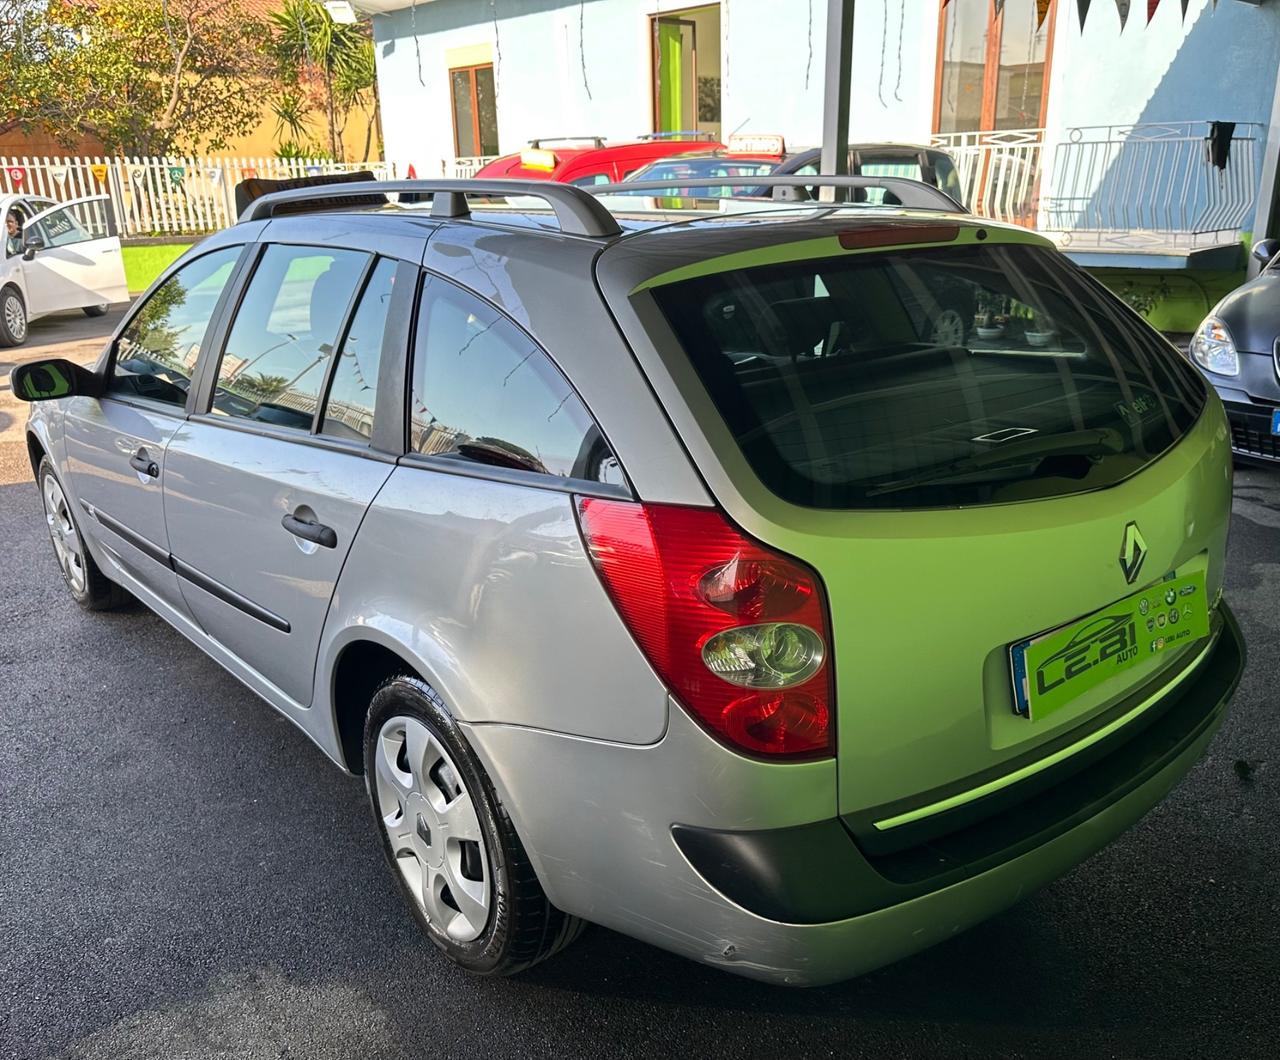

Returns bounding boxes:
[1040,0,1280,230]
[721,0,935,148]
[373,0,718,174]
[371,0,936,171]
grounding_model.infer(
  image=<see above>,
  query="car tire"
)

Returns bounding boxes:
[38,457,129,611]
[364,675,585,976]
[0,286,28,347]
[82,303,110,318]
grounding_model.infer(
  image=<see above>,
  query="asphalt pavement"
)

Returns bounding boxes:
[1,313,1279,1058]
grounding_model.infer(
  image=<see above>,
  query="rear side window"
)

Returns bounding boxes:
[110,246,241,409]
[410,276,622,486]
[652,240,1206,510]
[210,244,367,431]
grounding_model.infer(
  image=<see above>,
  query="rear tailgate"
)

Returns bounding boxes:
[788,405,1230,816]
[595,215,1232,818]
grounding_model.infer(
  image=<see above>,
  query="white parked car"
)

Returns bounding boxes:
[1,193,130,346]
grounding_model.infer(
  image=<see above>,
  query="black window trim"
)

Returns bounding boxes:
[406,264,635,498]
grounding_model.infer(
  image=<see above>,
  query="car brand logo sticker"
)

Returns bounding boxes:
[1119,521,1147,585]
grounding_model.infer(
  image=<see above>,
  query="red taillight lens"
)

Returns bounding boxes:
[576,499,833,759]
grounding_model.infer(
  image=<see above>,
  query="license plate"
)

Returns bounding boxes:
[1271,409,1280,436]
[1010,570,1209,720]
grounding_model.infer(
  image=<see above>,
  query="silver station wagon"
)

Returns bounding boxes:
[14,177,1243,986]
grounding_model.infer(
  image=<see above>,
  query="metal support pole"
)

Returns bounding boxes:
[1248,70,1280,278]
[819,0,855,202]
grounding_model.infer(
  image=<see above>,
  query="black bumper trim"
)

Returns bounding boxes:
[672,604,1244,924]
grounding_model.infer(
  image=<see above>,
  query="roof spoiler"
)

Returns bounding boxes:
[233,170,384,217]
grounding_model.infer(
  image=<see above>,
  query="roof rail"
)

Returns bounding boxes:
[527,136,606,149]
[589,174,966,213]
[238,179,624,238]
[636,130,715,141]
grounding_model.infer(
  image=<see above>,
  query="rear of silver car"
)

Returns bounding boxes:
[420,213,1241,985]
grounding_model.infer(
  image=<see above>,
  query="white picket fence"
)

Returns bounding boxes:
[0,155,398,238]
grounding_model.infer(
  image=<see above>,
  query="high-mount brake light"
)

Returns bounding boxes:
[575,500,833,759]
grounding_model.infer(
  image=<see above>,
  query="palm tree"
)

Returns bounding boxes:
[269,0,376,161]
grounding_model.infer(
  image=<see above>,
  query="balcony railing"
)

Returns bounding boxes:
[1039,120,1261,252]
[931,127,1046,227]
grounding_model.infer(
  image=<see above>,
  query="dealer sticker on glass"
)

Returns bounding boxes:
[1010,570,1209,720]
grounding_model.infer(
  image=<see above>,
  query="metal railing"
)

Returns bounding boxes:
[1040,121,1261,250]
[0,155,397,237]
[931,127,1045,227]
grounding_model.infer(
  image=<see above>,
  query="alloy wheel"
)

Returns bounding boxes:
[4,293,27,341]
[42,474,86,594]
[373,715,491,942]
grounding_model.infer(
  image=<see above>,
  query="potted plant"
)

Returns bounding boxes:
[974,292,1005,339]
[1025,308,1057,347]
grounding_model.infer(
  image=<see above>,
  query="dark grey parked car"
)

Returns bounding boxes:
[1187,238,1280,460]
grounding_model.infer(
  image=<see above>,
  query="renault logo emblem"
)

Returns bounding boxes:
[1119,522,1147,585]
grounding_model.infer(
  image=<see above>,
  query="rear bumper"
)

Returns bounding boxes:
[675,604,1243,932]
[465,604,1243,986]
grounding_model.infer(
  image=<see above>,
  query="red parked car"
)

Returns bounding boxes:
[474,133,723,186]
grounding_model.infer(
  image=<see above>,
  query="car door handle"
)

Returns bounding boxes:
[128,449,159,478]
[281,513,337,549]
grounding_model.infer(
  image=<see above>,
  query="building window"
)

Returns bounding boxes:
[450,63,498,158]
[935,0,1055,133]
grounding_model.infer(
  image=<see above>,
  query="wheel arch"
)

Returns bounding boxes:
[26,428,47,480]
[327,631,441,775]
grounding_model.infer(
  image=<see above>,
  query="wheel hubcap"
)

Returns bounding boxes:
[373,716,491,942]
[4,294,26,340]
[42,475,85,594]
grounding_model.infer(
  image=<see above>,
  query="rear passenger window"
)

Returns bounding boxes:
[110,246,241,409]
[210,244,367,431]
[319,258,396,442]
[410,276,622,486]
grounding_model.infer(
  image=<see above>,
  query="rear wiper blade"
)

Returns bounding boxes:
[864,427,1126,498]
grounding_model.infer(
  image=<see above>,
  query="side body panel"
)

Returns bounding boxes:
[62,396,190,616]
[317,464,669,744]
[162,423,394,707]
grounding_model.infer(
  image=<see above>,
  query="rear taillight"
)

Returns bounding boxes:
[575,499,833,759]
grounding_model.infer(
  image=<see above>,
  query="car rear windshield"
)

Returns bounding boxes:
[651,239,1206,510]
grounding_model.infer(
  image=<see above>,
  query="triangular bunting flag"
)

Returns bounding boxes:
[1181,0,1190,17]
[168,165,185,186]
[1147,0,1160,23]
[130,165,146,185]
[1078,0,1092,28]
[1116,0,1131,29]
[50,165,69,184]
[7,166,25,187]
[406,163,418,179]
[90,163,109,184]
[244,167,258,179]
[207,166,223,184]
[1037,0,1052,27]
